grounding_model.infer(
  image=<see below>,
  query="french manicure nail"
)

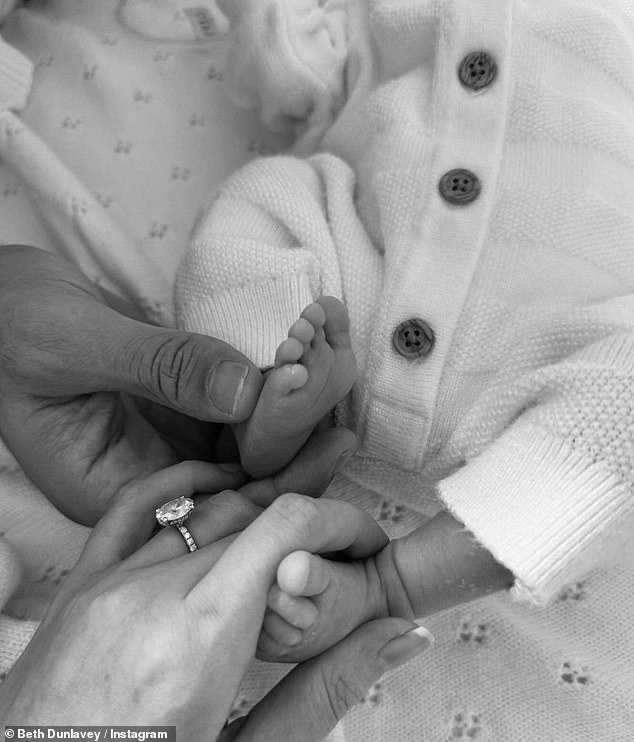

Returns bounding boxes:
[378,625,435,668]
[207,361,250,416]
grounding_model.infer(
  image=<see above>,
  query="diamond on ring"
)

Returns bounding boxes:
[155,495,195,527]
[155,496,199,552]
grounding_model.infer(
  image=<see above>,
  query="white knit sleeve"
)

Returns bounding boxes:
[0,538,38,681]
[175,154,346,368]
[438,300,634,607]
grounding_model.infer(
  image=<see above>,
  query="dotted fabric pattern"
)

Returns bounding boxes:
[0,0,283,630]
[0,0,285,321]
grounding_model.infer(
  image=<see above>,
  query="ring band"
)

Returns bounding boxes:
[155,496,199,553]
[176,523,198,552]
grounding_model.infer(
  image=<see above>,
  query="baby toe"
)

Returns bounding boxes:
[267,364,309,396]
[318,296,351,348]
[261,610,304,647]
[275,336,305,367]
[288,316,316,345]
[300,301,327,329]
[277,550,331,597]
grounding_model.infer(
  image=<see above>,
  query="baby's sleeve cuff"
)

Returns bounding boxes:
[176,273,314,369]
[438,423,633,606]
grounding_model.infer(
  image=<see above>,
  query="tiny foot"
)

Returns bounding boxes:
[257,550,383,662]
[235,296,356,479]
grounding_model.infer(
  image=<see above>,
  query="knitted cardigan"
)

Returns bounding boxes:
[0,0,633,737]
[175,1,634,737]
[176,0,634,604]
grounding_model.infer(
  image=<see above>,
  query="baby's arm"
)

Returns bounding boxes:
[262,313,634,660]
[375,510,514,620]
[258,509,513,661]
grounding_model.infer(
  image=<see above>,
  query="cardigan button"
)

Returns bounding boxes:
[439,169,481,205]
[458,51,497,91]
[392,318,435,359]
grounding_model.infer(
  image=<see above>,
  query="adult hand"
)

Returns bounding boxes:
[0,245,265,524]
[0,464,431,740]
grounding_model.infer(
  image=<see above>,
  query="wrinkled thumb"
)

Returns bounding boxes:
[225,618,434,742]
[0,246,263,423]
[104,315,264,422]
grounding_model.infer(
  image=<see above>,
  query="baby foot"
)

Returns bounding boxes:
[257,549,387,663]
[234,296,356,479]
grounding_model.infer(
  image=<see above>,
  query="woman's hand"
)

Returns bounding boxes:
[0,463,431,740]
[0,245,265,524]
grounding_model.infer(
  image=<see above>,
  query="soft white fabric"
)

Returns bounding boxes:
[0,538,38,681]
[0,0,281,691]
[176,0,634,738]
[221,0,349,153]
[0,0,284,322]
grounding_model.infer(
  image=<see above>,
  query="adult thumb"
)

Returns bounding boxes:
[225,619,434,742]
[0,246,263,422]
[102,314,264,422]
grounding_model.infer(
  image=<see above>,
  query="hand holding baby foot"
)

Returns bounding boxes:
[235,296,357,479]
[258,510,513,663]
[258,549,389,662]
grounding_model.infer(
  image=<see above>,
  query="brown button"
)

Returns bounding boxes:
[458,51,497,91]
[392,318,435,359]
[438,169,481,205]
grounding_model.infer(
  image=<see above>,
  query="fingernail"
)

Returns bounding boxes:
[378,625,435,668]
[207,361,250,416]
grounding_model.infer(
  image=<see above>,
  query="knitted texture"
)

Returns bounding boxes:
[176,0,634,738]
[0,537,38,684]
[176,0,634,602]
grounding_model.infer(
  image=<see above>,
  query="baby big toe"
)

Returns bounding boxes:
[277,550,331,597]
[318,296,351,348]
